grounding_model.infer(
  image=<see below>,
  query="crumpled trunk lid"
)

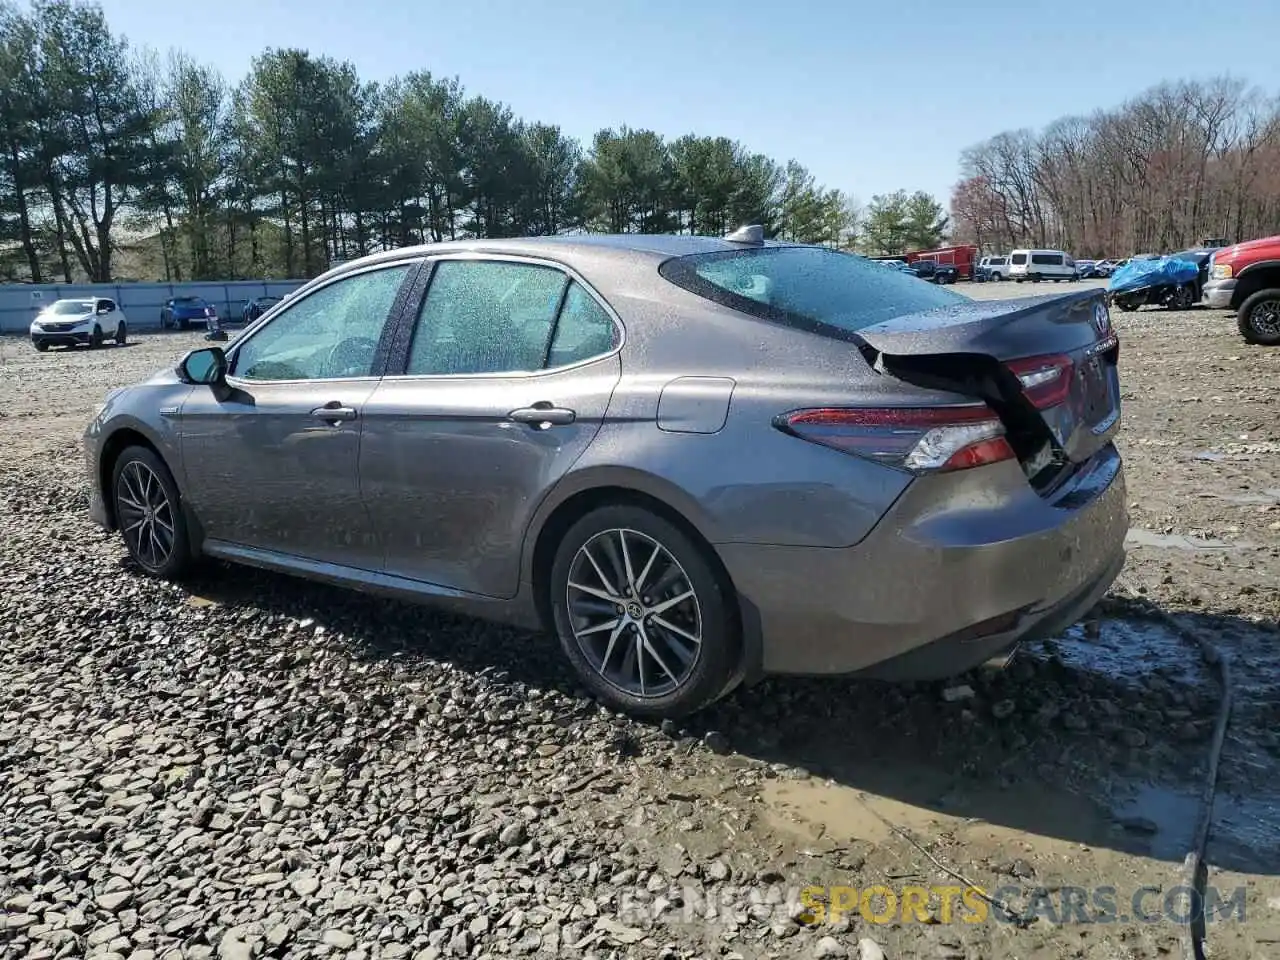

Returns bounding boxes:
[853,290,1121,489]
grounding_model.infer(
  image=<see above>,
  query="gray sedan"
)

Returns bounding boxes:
[84,230,1128,718]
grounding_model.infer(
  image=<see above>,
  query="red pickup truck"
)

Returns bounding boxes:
[1202,235,1280,345]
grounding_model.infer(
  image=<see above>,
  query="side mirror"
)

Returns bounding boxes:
[97,305,110,315]
[178,346,227,386]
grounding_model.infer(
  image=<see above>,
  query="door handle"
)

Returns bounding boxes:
[509,403,576,427]
[311,402,358,424]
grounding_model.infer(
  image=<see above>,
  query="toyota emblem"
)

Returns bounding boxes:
[1093,302,1111,335]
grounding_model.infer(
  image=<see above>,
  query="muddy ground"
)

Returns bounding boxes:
[1,280,1278,960]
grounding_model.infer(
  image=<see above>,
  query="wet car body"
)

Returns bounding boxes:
[84,233,1127,717]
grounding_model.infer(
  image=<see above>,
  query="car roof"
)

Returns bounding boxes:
[327,233,807,278]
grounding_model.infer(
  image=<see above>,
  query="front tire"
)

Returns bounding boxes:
[1237,288,1280,346]
[549,505,738,719]
[115,321,127,345]
[111,446,193,580]
[33,341,48,352]
[90,325,103,349]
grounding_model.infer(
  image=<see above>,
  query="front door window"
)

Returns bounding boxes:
[232,264,414,381]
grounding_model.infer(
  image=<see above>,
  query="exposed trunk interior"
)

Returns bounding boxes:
[860,347,1072,493]
[853,292,1122,496]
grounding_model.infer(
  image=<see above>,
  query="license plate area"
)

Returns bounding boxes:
[1077,354,1115,426]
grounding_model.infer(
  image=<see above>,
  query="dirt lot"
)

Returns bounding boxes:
[2,282,1279,960]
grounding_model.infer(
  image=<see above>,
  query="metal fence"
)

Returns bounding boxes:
[0,279,307,333]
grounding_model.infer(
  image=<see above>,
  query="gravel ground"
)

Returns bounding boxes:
[2,285,1280,960]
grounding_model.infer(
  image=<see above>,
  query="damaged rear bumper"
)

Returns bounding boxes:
[721,445,1128,681]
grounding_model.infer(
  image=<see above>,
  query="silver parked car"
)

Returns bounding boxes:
[84,229,1127,718]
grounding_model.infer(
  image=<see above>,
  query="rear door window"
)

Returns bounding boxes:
[660,246,965,336]
[547,283,619,367]
[407,260,568,376]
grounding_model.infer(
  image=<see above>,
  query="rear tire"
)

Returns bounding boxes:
[1168,283,1195,311]
[1237,288,1280,346]
[549,505,738,720]
[111,445,193,580]
[115,322,127,345]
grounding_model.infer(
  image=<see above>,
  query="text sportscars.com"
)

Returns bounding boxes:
[609,882,1249,927]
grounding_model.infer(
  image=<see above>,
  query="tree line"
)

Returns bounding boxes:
[2,0,944,283]
[950,78,1280,257]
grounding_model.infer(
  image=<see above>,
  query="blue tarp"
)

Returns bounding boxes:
[1107,256,1199,293]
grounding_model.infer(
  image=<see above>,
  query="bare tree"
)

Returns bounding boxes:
[952,78,1280,256]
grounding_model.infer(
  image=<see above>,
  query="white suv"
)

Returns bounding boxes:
[30,297,128,351]
[979,256,1011,280]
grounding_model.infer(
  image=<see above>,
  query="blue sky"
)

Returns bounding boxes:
[98,0,1280,205]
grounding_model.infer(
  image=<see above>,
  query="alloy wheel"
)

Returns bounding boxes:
[565,528,702,698]
[1250,298,1280,338]
[116,460,176,571]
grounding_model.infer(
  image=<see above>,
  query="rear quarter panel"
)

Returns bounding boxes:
[535,265,977,551]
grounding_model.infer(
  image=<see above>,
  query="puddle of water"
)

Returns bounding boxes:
[1038,619,1207,690]
[763,779,944,845]
[1110,781,1280,875]
[762,772,1116,853]
[1125,528,1253,551]
[1043,616,1280,702]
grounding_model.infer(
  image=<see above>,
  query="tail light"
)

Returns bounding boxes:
[774,405,1015,473]
[1006,354,1073,409]
[205,307,216,318]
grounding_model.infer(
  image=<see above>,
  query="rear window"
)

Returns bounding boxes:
[1011,253,1028,264]
[659,246,966,335]
[1031,253,1063,265]
[174,297,206,305]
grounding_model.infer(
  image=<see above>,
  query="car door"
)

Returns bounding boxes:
[100,298,121,335]
[359,256,623,598]
[177,260,420,569]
